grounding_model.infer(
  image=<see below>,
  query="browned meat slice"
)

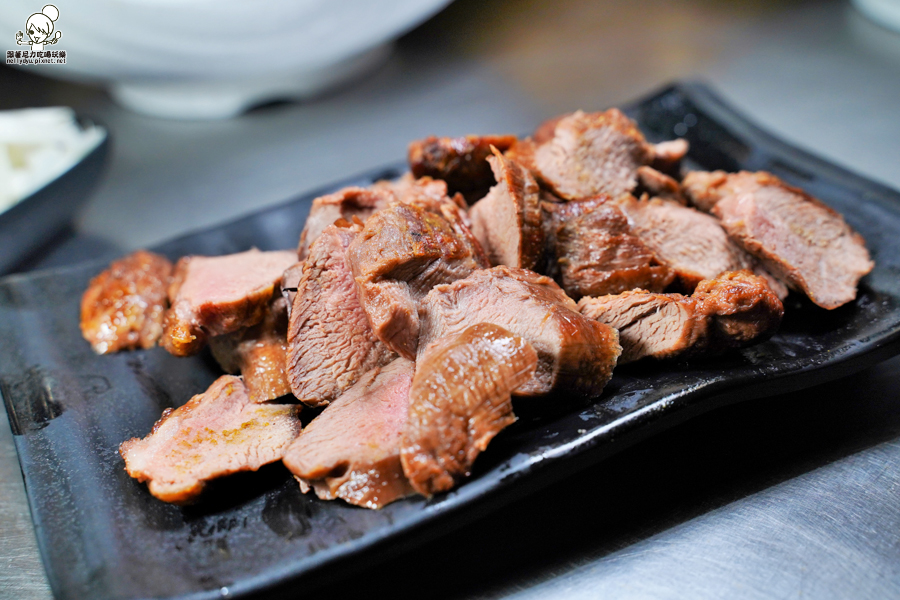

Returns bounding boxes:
[419,266,621,398]
[636,165,684,203]
[544,196,673,298]
[512,110,688,202]
[681,170,769,213]
[504,137,539,175]
[162,249,296,357]
[349,202,487,359]
[282,358,415,509]
[469,150,543,270]
[80,250,173,354]
[613,194,788,297]
[684,171,873,309]
[401,323,537,497]
[650,138,689,178]
[120,375,300,504]
[288,223,395,407]
[297,186,394,260]
[409,134,517,197]
[578,270,783,362]
[531,109,654,200]
[209,297,291,403]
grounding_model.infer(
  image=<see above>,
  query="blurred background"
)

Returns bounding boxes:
[3,0,900,598]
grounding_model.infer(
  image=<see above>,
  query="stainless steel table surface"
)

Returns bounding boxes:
[3,1,900,598]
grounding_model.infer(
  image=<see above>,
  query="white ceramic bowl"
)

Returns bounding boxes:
[0,0,452,119]
[853,0,900,33]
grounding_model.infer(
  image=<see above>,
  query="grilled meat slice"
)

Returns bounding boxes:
[469,150,544,271]
[578,270,783,362]
[80,250,173,354]
[419,266,621,398]
[288,223,395,407]
[636,165,684,203]
[544,195,673,298]
[349,202,487,359]
[401,323,537,496]
[683,170,873,309]
[649,138,689,179]
[161,249,296,357]
[527,109,672,201]
[209,296,291,403]
[614,194,788,297]
[120,375,300,504]
[409,134,518,198]
[297,187,394,260]
[283,358,415,509]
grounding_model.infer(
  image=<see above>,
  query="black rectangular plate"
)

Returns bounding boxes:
[2,82,900,600]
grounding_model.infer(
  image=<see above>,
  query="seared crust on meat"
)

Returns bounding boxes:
[578,270,783,362]
[283,358,415,509]
[209,296,292,403]
[401,323,537,497]
[683,170,873,309]
[409,134,517,197]
[120,376,300,504]
[161,249,296,357]
[349,202,487,359]
[80,250,173,354]
[544,195,673,298]
[469,149,544,271]
[419,266,621,398]
[297,187,394,260]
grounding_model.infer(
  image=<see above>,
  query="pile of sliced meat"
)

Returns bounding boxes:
[82,106,873,509]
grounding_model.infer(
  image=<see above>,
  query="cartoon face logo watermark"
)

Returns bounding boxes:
[7,5,66,65]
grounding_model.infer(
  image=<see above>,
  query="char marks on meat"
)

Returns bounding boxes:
[288,223,395,407]
[161,249,296,357]
[283,358,415,509]
[80,250,173,354]
[401,323,537,496]
[469,150,544,270]
[578,270,783,362]
[544,195,673,298]
[614,194,788,297]
[349,202,487,360]
[683,170,873,309]
[120,375,300,504]
[297,187,393,260]
[419,266,621,398]
[409,134,517,198]
[209,296,291,403]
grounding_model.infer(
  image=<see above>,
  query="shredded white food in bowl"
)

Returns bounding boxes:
[0,107,105,214]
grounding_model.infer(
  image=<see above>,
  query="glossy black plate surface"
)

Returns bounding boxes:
[0,122,109,275]
[2,82,900,600]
